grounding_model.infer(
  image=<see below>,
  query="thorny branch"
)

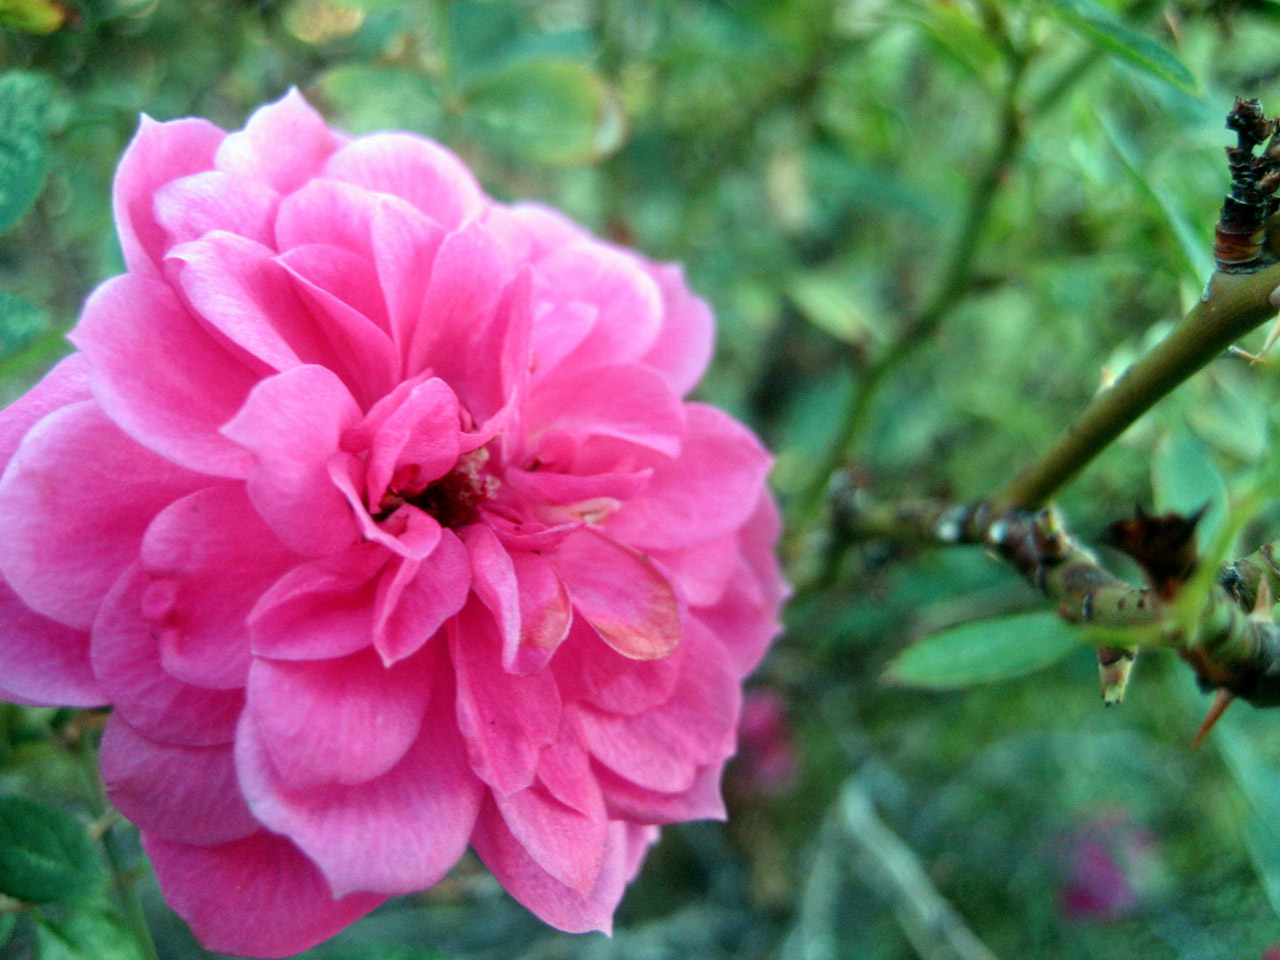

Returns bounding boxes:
[826,99,1280,716]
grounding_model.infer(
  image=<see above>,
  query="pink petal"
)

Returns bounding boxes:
[405,218,515,385]
[92,564,244,746]
[0,402,202,630]
[322,132,486,230]
[481,203,587,263]
[650,535,740,608]
[167,232,329,374]
[221,365,362,557]
[493,783,608,892]
[509,551,572,675]
[575,623,740,793]
[215,89,341,194]
[374,528,470,665]
[534,242,663,374]
[473,800,631,934]
[639,262,714,397]
[552,619,682,716]
[0,353,90,473]
[462,524,521,670]
[236,675,483,897]
[144,830,384,959]
[247,645,433,790]
[249,543,386,660]
[523,363,685,458]
[364,376,462,509]
[155,170,280,249]
[595,762,727,825]
[552,529,680,661]
[100,716,258,846]
[69,275,259,478]
[141,483,299,689]
[274,177,383,254]
[277,244,399,404]
[113,115,224,276]
[0,579,103,706]
[504,467,652,509]
[603,403,772,551]
[450,599,560,795]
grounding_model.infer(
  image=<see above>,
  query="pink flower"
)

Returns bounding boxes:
[733,688,797,795]
[1055,811,1160,922]
[0,91,785,956]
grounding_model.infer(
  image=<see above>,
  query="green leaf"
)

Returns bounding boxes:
[462,59,624,165]
[0,796,101,904]
[34,911,145,960]
[0,912,14,949]
[316,65,442,136]
[1042,0,1198,94]
[885,611,1083,690]
[788,272,877,345]
[1152,430,1228,544]
[0,71,52,235]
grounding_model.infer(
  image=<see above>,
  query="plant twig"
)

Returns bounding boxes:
[790,51,1028,541]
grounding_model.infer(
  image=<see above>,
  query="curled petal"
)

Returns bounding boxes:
[0,353,90,473]
[215,89,341,194]
[113,115,224,276]
[0,579,102,706]
[155,171,279,249]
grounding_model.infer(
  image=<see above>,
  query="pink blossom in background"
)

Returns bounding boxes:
[1055,811,1161,923]
[733,688,797,795]
[0,91,786,957]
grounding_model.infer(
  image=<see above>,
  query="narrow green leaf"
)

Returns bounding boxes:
[886,611,1083,690]
[0,71,52,235]
[1152,430,1228,544]
[462,59,624,165]
[788,272,877,345]
[1042,0,1197,94]
[1211,715,1280,924]
[0,912,14,949]
[0,796,101,904]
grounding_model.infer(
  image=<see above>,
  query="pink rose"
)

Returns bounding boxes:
[0,91,786,956]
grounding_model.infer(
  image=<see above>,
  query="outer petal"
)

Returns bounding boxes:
[639,262,714,397]
[450,599,560,795]
[551,529,680,661]
[100,716,258,846]
[141,483,299,689]
[603,403,772,551]
[154,170,280,249]
[92,564,244,747]
[0,402,202,630]
[473,801,631,935]
[0,353,91,472]
[575,622,739,793]
[113,115,224,276]
[595,762,727,825]
[552,619,682,716]
[215,89,341,194]
[69,275,259,478]
[221,365,362,556]
[0,580,103,706]
[144,830,384,959]
[508,551,572,675]
[492,783,608,892]
[236,674,483,897]
[246,645,433,790]
[322,132,486,230]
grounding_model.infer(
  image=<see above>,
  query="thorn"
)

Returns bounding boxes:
[1191,688,1236,747]
[1098,647,1136,705]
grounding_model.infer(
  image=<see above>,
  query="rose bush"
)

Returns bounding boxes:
[0,91,785,956]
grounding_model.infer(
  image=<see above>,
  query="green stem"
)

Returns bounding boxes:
[74,732,160,960]
[991,263,1280,509]
[790,54,1027,540]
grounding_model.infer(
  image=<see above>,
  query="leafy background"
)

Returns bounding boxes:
[3,0,1280,957]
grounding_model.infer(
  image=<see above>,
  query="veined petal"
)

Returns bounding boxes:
[0,579,103,706]
[215,89,341,194]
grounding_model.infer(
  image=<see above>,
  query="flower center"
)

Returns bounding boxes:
[395,447,499,529]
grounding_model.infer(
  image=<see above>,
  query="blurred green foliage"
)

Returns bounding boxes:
[6,0,1280,958]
